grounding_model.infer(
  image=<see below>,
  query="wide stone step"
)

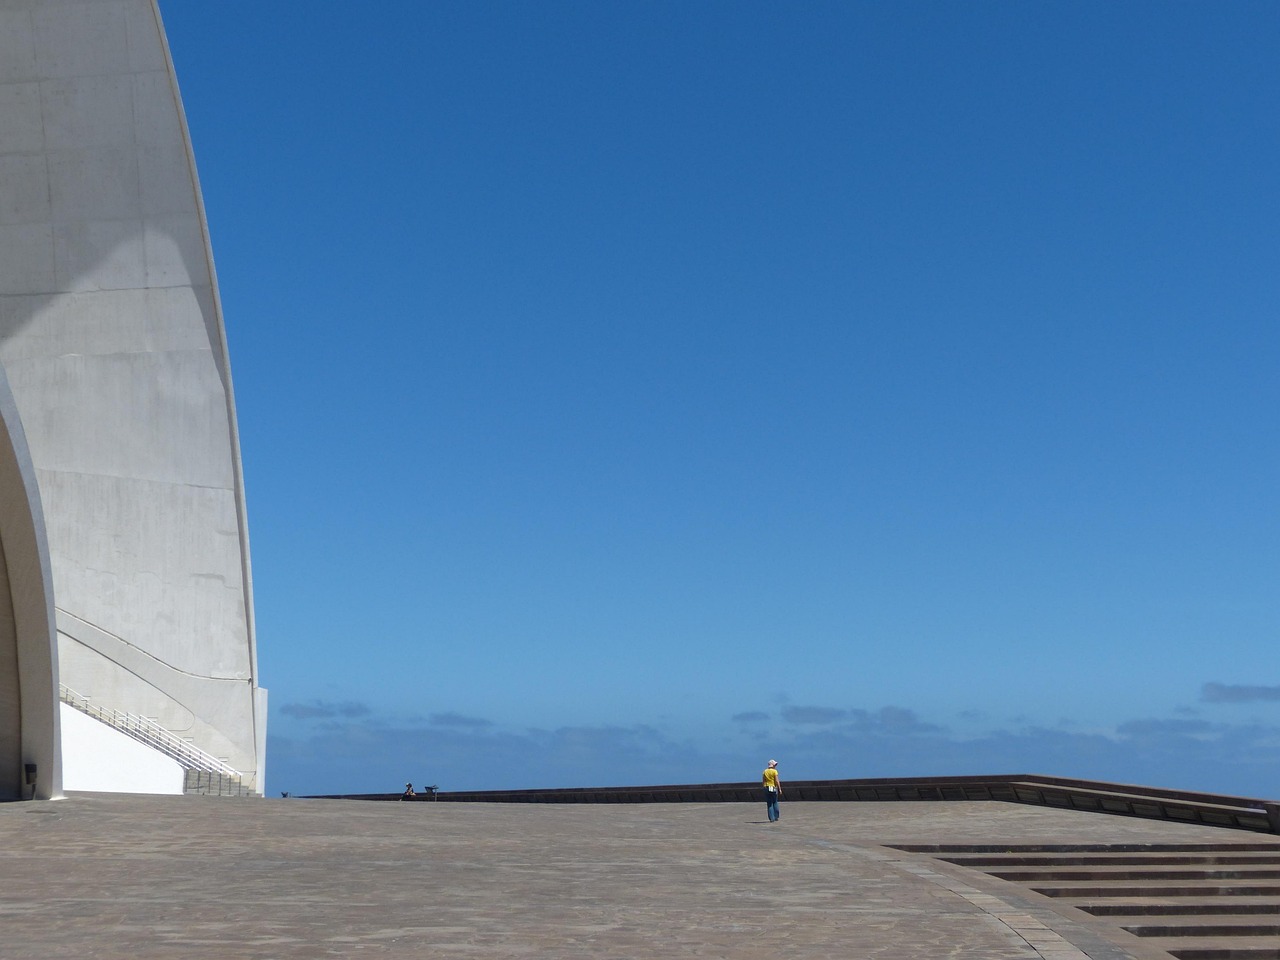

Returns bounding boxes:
[993,868,1280,881]
[1081,902,1280,916]
[890,843,1280,854]
[944,854,1280,867]
[1161,944,1280,959]
[1123,917,1280,937]
[1034,883,1280,898]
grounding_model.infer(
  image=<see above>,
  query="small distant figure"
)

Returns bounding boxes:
[401,782,416,800]
[762,759,782,822]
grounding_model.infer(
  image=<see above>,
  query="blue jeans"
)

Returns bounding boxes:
[766,790,779,821]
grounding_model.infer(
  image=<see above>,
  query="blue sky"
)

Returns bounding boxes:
[160,2,1278,798]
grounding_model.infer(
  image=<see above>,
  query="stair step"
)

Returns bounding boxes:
[1164,945,1280,959]
[1125,921,1280,937]
[1036,885,1280,898]
[1082,903,1280,917]
[946,855,1280,867]
[996,869,1280,881]
[890,843,1280,854]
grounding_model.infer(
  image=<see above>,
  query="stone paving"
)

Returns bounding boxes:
[0,793,1262,959]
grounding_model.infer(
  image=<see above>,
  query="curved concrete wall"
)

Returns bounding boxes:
[0,0,264,791]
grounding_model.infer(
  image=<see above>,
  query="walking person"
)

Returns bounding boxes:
[762,759,782,822]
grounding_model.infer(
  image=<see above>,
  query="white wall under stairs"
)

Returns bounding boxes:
[60,704,184,795]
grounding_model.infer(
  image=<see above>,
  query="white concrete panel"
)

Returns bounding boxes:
[0,287,215,360]
[32,2,132,81]
[40,74,134,150]
[52,219,147,291]
[47,147,142,222]
[0,82,45,156]
[0,11,39,84]
[144,217,205,288]
[0,223,55,295]
[0,153,50,225]
[137,142,196,217]
[59,703,183,795]
[41,472,248,676]
[5,353,233,485]
[125,3,166,74]
[132,69,185,148]
[191,283,230,374]
[253,686,268,792]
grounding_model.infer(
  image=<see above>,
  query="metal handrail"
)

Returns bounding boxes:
[59,684,242,780]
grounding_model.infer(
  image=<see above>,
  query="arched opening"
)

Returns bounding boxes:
[0,369,60,800]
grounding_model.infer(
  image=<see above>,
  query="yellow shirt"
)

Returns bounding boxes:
[762,768,780,791]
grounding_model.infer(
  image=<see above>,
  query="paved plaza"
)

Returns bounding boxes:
[1,793,1274,959]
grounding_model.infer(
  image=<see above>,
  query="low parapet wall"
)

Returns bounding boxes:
[312,774,1280,835]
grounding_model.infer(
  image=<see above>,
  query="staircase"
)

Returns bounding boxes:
[59,684,252,796]
[891,841,1280,960]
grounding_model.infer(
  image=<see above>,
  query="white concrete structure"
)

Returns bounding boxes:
[0,0,265,797]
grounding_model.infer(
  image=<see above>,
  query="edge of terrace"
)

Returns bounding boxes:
[309,773,1280,835]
